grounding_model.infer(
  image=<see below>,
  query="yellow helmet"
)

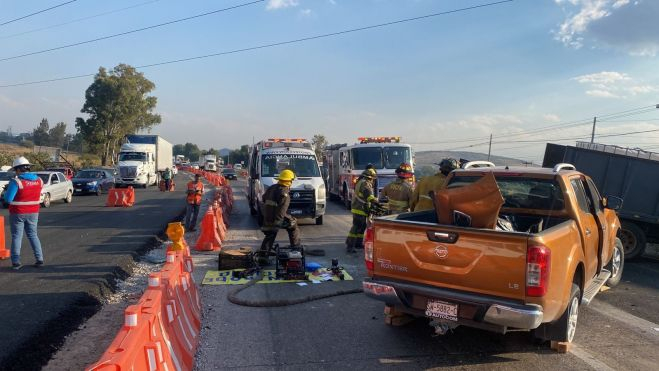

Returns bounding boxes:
[277,169,296,182]
[362,168,377,179]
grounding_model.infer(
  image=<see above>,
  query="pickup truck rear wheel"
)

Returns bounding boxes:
[604,238,625,287]
[552,283,581,343]
[315,215,323,225]
[618,222,645,260]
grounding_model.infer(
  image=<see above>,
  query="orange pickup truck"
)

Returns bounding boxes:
[363,163,624,344]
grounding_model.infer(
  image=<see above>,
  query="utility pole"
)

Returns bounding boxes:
[487,134,492,161]
[591,116,597,143]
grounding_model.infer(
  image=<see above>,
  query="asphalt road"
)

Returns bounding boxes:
[0,174,188,370]
[193,180,659,370]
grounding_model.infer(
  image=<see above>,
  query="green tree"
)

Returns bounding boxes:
[311,134,328,159]
[75,64,161,165]
[228,145,249,165]
[32,118,49,146]
[48,122,67,148]
[183,142,201,161]
[173,144,185,156]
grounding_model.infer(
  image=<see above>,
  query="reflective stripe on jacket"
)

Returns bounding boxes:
[382,178,413,213]
[351,178,375,216]
[186,181,204,205]
[9,177,43,214]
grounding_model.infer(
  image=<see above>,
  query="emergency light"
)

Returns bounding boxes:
[358,137,401,144]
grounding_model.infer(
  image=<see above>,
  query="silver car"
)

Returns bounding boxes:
[36,171,74,207]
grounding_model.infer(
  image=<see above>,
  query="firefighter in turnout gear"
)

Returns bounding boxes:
[259,169,301,262]
[381,163,414,214]
[410,158,458,212]
[346,168,378,253]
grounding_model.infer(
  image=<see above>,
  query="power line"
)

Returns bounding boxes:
[0,0,160,40]
[0,0,515,88]
[0,0,266,63]
[1,0,78,27]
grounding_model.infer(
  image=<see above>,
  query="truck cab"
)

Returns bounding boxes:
[116,143,156,188]
[247,138,326,225]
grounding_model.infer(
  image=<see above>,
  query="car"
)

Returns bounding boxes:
[221,168,238,180]
[35,171,74,207]
[171,166,178,175]
[190,162,200,170]
[45,167,75,180]
[72,169,116,195]
[0,170,16,206]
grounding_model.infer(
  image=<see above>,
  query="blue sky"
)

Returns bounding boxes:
[0,0,658,164]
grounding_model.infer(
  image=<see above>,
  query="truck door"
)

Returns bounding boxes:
[569,177,601,279]
[583,178,609,273]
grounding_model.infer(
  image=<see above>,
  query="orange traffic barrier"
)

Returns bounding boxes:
[105,187,135,207]
[194,210,222,251]
[159,179,175,192]
[212,202,227,241]
[0,215,9,260]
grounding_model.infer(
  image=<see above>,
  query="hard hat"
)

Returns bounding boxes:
[395,163,413,178]
[12,156,31,169]
[438,158,459,173]
[361,168,377,179]
[277,169,296,182]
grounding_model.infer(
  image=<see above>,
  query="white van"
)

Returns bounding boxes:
[247,138,326,225]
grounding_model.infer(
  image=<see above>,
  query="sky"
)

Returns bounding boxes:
[0,0,658,164]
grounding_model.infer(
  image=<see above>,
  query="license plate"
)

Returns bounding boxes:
[75,188,82,192]
[425,299,458,321]
[290,210,302,215]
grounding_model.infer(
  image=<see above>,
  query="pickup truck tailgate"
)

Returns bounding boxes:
[373,220,529,301]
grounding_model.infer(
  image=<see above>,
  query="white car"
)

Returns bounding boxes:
[172,166,178,175]
[0,171,16,206]
[36,171,74,207]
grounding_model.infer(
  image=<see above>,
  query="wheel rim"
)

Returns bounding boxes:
[611,245,622,278]
[44,195,50,206]
[66,192,72,202]
[618,229,637,255]
[567,296,579,342]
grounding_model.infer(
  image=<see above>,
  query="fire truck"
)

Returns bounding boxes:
[324,137,413,209]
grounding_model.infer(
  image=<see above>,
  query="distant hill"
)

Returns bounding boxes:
[414,150,536,178]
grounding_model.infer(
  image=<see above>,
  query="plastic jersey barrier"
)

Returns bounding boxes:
[106,187,135,207]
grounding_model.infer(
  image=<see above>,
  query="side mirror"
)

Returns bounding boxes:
[603,195,623,211]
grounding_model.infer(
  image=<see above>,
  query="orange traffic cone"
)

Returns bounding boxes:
[0,216,9,259]
[194,210,221,251]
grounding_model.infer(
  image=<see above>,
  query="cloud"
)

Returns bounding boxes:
[0,95,25,108]
[266,0,299,10]
[543,114,561,122]
[572,71,658,99]
[553,0,659,56]
[299,8,313,17]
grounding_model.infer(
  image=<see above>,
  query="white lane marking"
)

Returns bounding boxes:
[571,344,616,371]
[589,300,659,340]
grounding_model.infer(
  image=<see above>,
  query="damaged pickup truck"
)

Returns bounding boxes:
[363,162,624,344]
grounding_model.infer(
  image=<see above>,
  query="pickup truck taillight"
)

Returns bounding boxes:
[526,245,551,297]
[364,226,374,271]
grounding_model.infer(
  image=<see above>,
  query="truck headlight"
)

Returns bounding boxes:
[318,184,326,200]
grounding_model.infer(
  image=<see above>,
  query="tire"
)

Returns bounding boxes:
[551,283,581,343]
[64,191,73,203]
[343,186,351,210]
[249,202,257,216]
[95,187,102,196]
[618,221,646,260]
[316,215,323,225]
[605,237,625,287]
[42,193,51,208]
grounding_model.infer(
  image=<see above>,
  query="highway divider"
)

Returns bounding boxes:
[105,186,136,207]
[86,171,234,370]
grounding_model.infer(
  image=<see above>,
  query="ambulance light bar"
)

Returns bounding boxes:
[358,137,401,144]
[262,138,311,149]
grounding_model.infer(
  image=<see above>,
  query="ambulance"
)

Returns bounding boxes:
[246,138,326,225]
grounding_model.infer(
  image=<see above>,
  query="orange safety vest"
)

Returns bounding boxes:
[186,181,203,205]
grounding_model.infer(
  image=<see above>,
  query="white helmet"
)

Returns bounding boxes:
[12,156,31,169]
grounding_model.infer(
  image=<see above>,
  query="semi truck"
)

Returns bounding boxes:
[116,135,173,188]
[246,138,326,225]
[324,137,413,209]
[202,154,218,172]
[543,141,659,259]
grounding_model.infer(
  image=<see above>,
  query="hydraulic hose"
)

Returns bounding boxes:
[227,270,363,307]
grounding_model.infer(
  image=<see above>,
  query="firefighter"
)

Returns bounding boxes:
[346,168,378,253]
[410,158,458,212]
[259,169,301,262]
[381,163,414,214]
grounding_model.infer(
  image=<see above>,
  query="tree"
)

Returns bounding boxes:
[75,64,161,165]
[228,145,249,165]
[183,142,201,161]
[32,118,49,146]
[173,144,185,156]
[311,134,328,159]
[48,122,67,148]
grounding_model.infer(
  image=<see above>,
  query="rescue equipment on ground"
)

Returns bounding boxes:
[275,244,307,281]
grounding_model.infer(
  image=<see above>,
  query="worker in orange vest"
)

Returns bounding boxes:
[185,174,204,232]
